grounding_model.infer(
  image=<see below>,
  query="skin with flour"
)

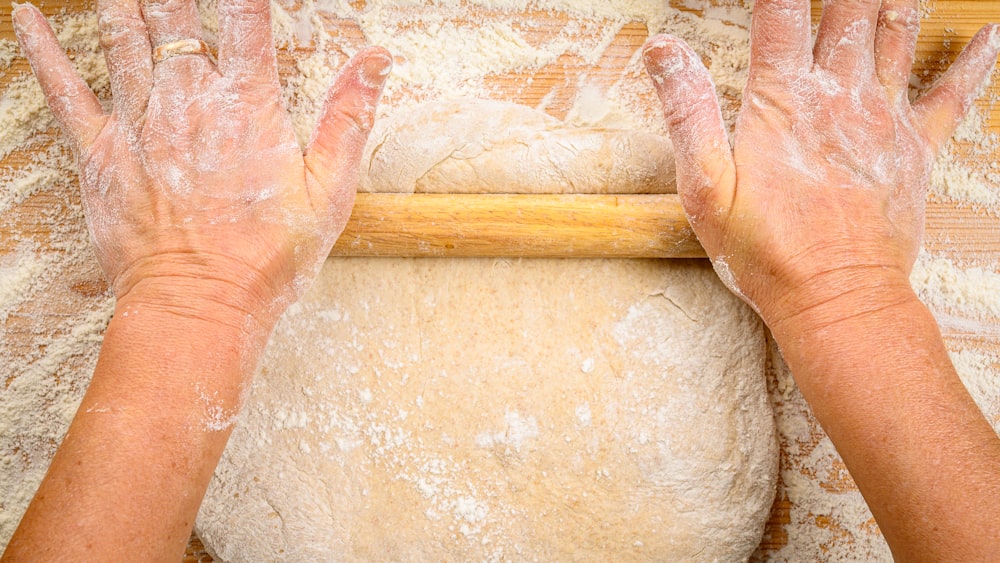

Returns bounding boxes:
[3,0,390,558]
[643,0,1000,559]
[1,0,1000,560]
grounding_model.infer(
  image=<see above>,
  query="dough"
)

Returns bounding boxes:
[196,100,777,561]
[198,260,776,561]
[360,99,676,194]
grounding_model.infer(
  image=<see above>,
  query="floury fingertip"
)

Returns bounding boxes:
[642,36,703,83]
[9,2,37,40]
[989,23,1000,51]
[360,51,393,86]
[641,35,677,64]
[10,1,32,24]
[351,47,392,94]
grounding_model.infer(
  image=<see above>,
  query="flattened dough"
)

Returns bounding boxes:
[360,99,677,194]
[196,100,777,562]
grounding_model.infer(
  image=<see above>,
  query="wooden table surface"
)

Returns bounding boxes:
[2,1,999,560]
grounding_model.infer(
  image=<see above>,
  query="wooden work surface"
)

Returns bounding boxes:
[2,1,999,560]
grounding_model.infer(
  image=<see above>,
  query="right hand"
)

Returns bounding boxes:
[643,0,1000,328]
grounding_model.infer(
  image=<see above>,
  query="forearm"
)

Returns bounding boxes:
[769,283,1000,560]
[2,285,274,561]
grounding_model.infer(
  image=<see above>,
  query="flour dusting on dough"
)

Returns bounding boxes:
[198,259,777,561]
[2,1,999,560]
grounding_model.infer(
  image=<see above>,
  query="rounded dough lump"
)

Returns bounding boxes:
[196,100,777,562]
[360,99,677,194]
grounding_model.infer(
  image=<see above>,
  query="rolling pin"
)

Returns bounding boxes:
[331,193,705,258]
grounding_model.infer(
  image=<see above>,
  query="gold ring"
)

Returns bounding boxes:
[153,39,212,64]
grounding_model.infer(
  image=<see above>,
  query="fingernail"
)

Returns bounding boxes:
[360,51,393,89]
[642,35,673,64]
[643,36,698,82]
[11,1,30,24]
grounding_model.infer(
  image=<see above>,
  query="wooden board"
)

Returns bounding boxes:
[2,1,998,560]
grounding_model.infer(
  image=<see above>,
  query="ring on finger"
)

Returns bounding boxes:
[153,39,214,64]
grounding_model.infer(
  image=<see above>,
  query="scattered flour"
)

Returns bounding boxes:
[950,348,1000,427]
[474,411,540,452]
[0,249,47,323]
[912,251,1000,320]
[932,153,1000,209]
[0,11,115,546]
[262,0,750,143]
[930,106,1000,210]
[1,1,998,561]
[0,39,17,70]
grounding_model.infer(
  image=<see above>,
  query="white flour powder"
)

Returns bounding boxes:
[0,10,115,545]
[1,1,998,560]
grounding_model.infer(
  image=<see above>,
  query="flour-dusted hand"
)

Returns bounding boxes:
[12,0,390,327]
[4,1,390,559]
[643,0,999,327]
[641,1,1000,559]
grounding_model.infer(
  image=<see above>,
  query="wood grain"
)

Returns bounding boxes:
[1,0,999,561]
[334,193,703,257]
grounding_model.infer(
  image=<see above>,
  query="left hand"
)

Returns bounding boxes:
[642,0,1000,327]
[12,0,391,327]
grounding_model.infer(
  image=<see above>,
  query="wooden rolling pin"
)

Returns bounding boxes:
[331,193,705,258]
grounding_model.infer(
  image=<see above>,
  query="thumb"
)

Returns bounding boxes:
[304,47,392,224]
[912,24,1000,153]
[643,35,735,225]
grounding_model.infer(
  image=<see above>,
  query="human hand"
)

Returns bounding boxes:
[12,0,390,327]
[643,0,1000,326]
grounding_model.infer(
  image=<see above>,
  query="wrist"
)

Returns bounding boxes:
[113,274,284,343]
[110,253,296,333]
[760,265,918,338]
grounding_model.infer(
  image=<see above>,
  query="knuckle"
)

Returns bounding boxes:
[840,0,875,10]
[140,0,195,25]
[929,81,968,112]
[141,0,178,11]
[331,105,373,136]
[879,7,920,36]
[663,91,717,133]
[98,13,146,50]
[220,0,269,19]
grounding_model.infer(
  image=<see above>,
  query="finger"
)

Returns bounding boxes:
[12,3,105,148]
[748,0,813,78]
[642,35,736,225]
[98,0,154,126]
[304,47,392,224]
[140,0,203,49]
[913,24,1000,151]
[813,0,881,77]
[217,0,279,86]
[873,0,920,103]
